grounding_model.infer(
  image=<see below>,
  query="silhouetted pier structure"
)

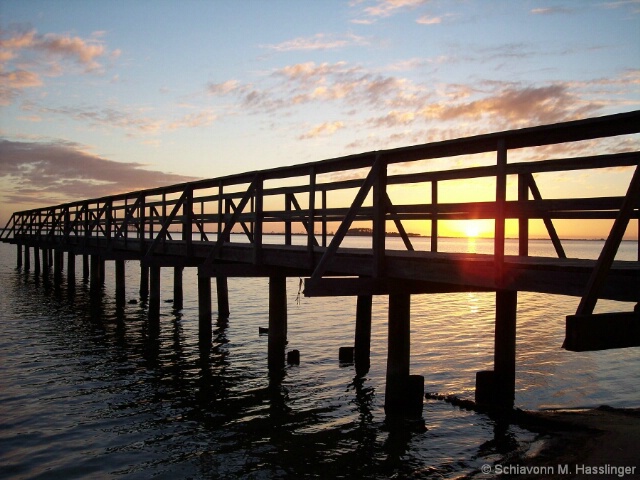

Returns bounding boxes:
[2,110,639,414]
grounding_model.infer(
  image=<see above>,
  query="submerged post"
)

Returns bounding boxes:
[268,276,287,371]
[198,271,212,347]
[16,244,23,269]
[354,293,373,376]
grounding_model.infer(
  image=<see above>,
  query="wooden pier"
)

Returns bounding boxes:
[2,110,639,414]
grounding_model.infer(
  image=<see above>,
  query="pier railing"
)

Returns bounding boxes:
[2,110,639,307]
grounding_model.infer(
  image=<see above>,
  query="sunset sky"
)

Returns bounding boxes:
[1,0,639,238]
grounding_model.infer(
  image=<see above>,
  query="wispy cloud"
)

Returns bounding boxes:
[298,121,345,139]
[23,102,217,136]
[261,33,370,51]
[530,7,574,15]
[0,139,198,209]
[360,0,431,18]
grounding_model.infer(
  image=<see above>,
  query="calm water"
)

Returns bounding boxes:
[0,237,638,479]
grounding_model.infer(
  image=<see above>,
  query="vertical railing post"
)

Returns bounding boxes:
[321,189,327,248]
[495,138,507,287]
[308,167,316,266]
[217,181,223,241]
[184,185,193,257]
[253,175,263,265]
[285,193,292,246]
[372,156,387,278]
[431,181,438,252]
[518,173,529,257]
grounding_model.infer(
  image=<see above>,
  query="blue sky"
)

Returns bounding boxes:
[1,0,639,229]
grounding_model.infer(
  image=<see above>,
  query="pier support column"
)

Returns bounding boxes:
[24,246,30,271]
[476,290,518,410]
[17,244,23,269]
[42,248,49,273]
[90,254,102,293]
[173,266,183,310]
[115,260,126,306]
[67,252,76,286]
[385,292,412,415]
[54,249,64,280]
[83,255,89,280]
[216,276,230,319]
[34,247,41,275]
[355,293,372,376]
[268,276,287,371]
[198,272,212,347]
[140,263,149,299]
[149,264,161,322]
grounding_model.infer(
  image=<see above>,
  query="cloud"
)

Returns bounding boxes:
[298,121,345,139]
[0,139,198,211]
[361,0,431,18]
[24,102,217,136]
[261,33,370,52]
[416,15,442,24]
[530,7,574,15]
[0,26,116,105]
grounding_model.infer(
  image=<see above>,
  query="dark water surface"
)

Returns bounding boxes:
[0,238,638,479]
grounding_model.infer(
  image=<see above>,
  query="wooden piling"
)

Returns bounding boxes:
[149,264,161,320]
[354,293,372,376]
[384,292,411,414]
[115,260,125,306]
[54,249,64,280]
[34,247,41,275]
[268,276,287,371]
[42,248,49,272]
[139,263,149,299]
[16,244,22,269]
[173,266,183,310]
[198,272,212,346]
[216,276,230,319]
[494,290,517,408]
[67,252,75,285]
[83,255,89,280]
[24,246,30,271]
[90,254,101,292]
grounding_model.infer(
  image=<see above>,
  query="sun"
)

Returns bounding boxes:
[463,220,485,238]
